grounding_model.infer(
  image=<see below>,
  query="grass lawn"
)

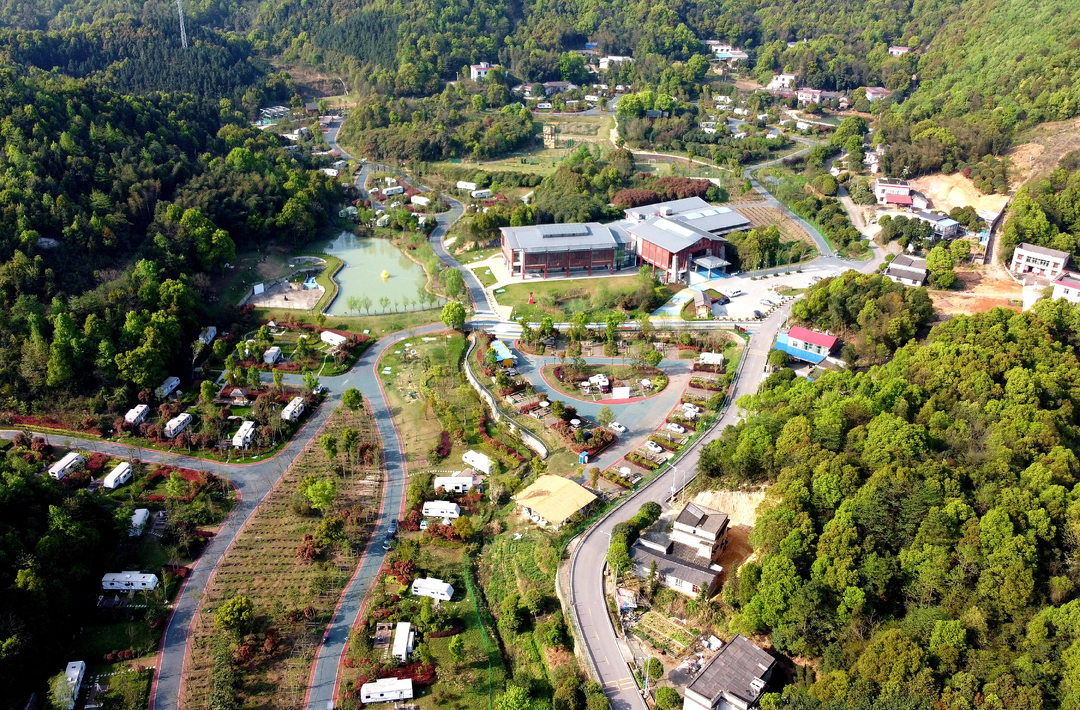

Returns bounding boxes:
[540,363,665,401]
[469,265,498,288]
[253,307,441,339]
[496,275,668,322]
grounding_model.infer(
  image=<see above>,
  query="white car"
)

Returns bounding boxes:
[610,422,627,433]
[644,441,664,454]
[681,404,701,414]
[728,289,744,297]
[666,423,686,434]
[760,299,775,306]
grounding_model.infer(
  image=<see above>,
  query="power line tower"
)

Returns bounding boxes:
[176,0,188,49]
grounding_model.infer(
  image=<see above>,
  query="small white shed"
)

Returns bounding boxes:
[359,677,413,704]
[102,571,159,591]
[321,331,347,347]
[48,452,85,480]
[156,376,180,399]
[129,508,150,537]
[392,622,414,662]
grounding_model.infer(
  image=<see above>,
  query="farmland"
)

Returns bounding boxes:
[182,406,383,710]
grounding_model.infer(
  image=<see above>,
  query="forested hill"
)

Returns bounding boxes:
[700,298,1080,710]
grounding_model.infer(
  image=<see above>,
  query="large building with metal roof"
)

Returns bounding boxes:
[499,222,633,279]
[683,634,775,710]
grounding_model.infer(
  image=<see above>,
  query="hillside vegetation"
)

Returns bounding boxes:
[700,299,1080,710]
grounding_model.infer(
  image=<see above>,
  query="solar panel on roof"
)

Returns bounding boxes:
[656,220,696,238]
[538,224,589,237]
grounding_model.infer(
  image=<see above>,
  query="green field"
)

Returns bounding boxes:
[495,274,671,322]
[469,264,498,288]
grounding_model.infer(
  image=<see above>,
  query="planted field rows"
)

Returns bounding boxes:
[183,406,383,710]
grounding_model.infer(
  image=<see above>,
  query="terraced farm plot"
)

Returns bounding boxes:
[183,406,383,710]
[634,610,696,652]
[736,205,815,245]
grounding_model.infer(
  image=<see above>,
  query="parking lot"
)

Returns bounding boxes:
[694,263,845,320]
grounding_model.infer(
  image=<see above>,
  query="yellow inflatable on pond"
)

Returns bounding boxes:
[381,269,390,279]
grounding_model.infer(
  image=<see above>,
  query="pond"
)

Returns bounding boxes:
[324,231,444,315]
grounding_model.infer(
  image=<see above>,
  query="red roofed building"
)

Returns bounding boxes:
[787,327,838,356]
[885,193,913,206]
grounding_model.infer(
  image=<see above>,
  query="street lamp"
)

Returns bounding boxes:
[669,465,681,501]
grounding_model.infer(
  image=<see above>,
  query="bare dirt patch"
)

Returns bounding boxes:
[1013,118,1080,184]
[909,173,1010,215]
[931,292,1020,317]
[688,488,767,528]
[735,205,815,247]
[954,266,1022,297]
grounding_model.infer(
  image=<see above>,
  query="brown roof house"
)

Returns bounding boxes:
[630,503,730,597]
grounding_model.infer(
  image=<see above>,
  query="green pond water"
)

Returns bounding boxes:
[325,231,443,315]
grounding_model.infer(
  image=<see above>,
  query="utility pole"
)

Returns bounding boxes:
[176,0,188,49]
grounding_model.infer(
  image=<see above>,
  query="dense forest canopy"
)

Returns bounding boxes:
[700,298,1080,710]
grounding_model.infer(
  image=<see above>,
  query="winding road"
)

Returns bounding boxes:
[56,117,888,710]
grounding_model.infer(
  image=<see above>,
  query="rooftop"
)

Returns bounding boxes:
[888,255,928,274]
[1054,272,1080,288]
[675,502,729,535]
[624,196,712,221]
[500,222,625,253]
[514,475,597,525]
[628,217,730,254]
[1017,242,1070,259]
[787,326,838,350]
[629,540,719,587]
[687,635,775,706]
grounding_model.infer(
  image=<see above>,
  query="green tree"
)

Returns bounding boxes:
[448,634,466,662]
[319,434,338,462]
[303,370,320,393]
[47,672,75,710]
[273,369,284,392]
[341,388,363,410]
[597,406,615,428]
[768,349,790,369]
[926,245,954,274]
[442,300,467,331]
[655,687,681,710]
[643,657,663,681]
[494,686,530,710]
[214,595,255,635]
[606,534,631,575]
[950,238,971,264]
[453,515,474,541]
[305,477,338,512]
[442,268,466,298]
[201,380,217,403]
[165,471,188,500]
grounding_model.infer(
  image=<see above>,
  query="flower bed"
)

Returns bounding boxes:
[478,414,527,464]
[141,465,219,503]
[498,383,527,397]
[689,377,724,391]
[692,362,724,373]
[427,624,465,638]
[627,452,660,470]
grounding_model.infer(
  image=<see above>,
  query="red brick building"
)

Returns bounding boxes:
[624,198,750,283]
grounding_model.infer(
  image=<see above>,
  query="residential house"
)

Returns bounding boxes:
[232,420,256,448]
[163,412,193,439]
[156,376,180,399]
[129,509,150,537]
[1010,243,1070,279]
[321,330,348,347]
[282,396,306,422]
[462,450,492,475]
[682,635,775,710]
[775,326,838,364]
[542,81,578,96]
[263,346,282,364]
[304,102,319,115]
[48,452,85,480]
[693,290,713,318]
[411,577,455,601]
[513,475,598,530]
[102,571,159,591]
[874,178,914,206]
[62,661,86,710]
[103,462,133,490]
[629,504,729,597]
[1051,272,1080,304]
[422,501,461,520]
[797,88,823,105]
[913,211,962,239]
[885,255,929,286]
[469,62,497,81]
[392,622,415,662]
[863,86,892,102]
[889,46,911,56]
[360,678,413,704]
[599,56,634,71]
[125,404,150,426]
[766,74,797,90]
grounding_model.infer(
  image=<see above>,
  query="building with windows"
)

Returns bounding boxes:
[282,396,306,422]
[103,462,133,490]
[422,501,461,519]
[682,635,775,710]
[625,198,748,284]
[360,678,413,704]
[48,452,85,480]
[102,571,159,591]
[629,504,730,597]
[125,404,150,426]
[156,376,180,399]
[885,255,929,286]
[1051,272,1080,304]
[392,622,414,662]
[469,62,497,81]
[500,223,633,279]
[232,420,256,448]
[913,211,961,239]
[62,661,86,710]
[775,326,838,364]
[888,46,911,56]
[164,413,193,439]
[1010,243,1070,279]
[411,577,455,601]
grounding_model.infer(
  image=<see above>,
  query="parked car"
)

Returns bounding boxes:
[420,520,429,531]
[381,537,392,551]
[666,423,686,434]
[682,403,701,414]
[729,289,744,297]
[753,310,764,319]
[610,422,627,433]
[388,519,398,535]
[760,299,775,307]
[645,441,664,454]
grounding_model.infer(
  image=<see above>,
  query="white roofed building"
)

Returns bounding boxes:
[282,396,306,421]
[321,331,348,347]
[422,501,461,519]
[164,412,193,439]
[62,661,86,710]
[232,420,256,448]
[129,508,150,537]
[434,475,475,494]
[103,462,133,490]
[156,376,180,399]
[462,450,492,474]
[1051,272,1080,304]
[360,677,413,704]
[102,571,159,590]
[411,577,455,601]
[48,452,85,480]
[392,622,414,661]
[125,404,150,426]
[1010,243,1070,279]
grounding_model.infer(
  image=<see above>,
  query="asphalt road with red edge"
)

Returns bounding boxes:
[302,324,444,710]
